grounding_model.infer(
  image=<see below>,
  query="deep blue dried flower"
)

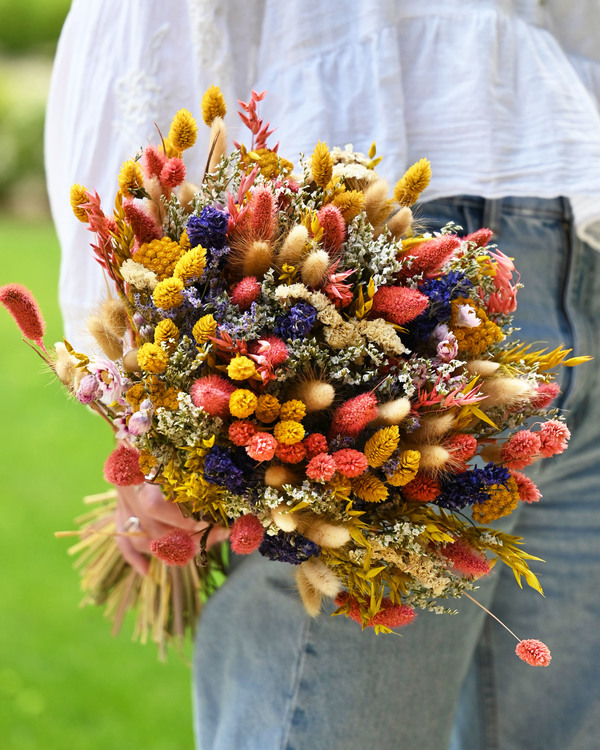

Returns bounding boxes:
[203,445,245,493]
[275,300,318,340]
[258,530,320,564]
[186,206,229,250]
[436,462,511,510]
[407,271,474,341]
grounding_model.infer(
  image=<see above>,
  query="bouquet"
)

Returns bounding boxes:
[1,87,588,664]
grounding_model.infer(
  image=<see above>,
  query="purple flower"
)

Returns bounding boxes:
[275,301,317,340]
[76,373,100,404]
[435,462,511,510]
[203,445,246,493]
[258,530,320,564]
[186,206,229,250]
[87,357,127,404]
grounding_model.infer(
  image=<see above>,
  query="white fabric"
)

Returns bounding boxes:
[45,0,600,348]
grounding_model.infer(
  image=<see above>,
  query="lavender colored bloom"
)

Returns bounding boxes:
[186,206,229,250]
[203,445,246,493]
[128,410,152,435]
[76,373,100,404]
[258,530,320,564]
[275,301,317,340]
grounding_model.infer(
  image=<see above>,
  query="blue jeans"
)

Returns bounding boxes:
[192,197,600,750]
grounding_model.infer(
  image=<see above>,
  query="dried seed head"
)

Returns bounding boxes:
[301,250,330,288]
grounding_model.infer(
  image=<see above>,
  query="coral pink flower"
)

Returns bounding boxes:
[515,639,552,667]
[369,598,416,628]
[464,228,493,248]
[538,420,571,458]
[140,145,166,178]
[323,265,355,308]
[329,393,378,438]
[232,277,261,310]
[150,529,196,567]
[510,470,542,503]
[275,441,307,463]
[0,283,46,349]
[230,514,264,554]
[402,473,441,503]
[306,453,337,481]
[333,449,369,478]
[440,539,490,578]
[191,375,236,418]
[400,235,460,279]
[370,285,429,325]
[249,336,289,366]
[530,382,560,410]
[486,248,520,314]
[228,420,257,446]
[445,434,478,462]
[160,157,186,188]
[249,187,276,240]
[124,200,162,245]
[500,429,542,470]
[246,432,278,461]
[103,444,145,486]
[317,204,345,254]
[303,433,329,459]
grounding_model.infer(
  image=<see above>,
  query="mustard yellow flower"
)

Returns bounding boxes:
[137,342,168,374]
[255,394,281,423]
[153,277,185,309]
[311,141,333,188]
[351,473,389,503]
[145,375,180,410]
[279,399,307,422]
[192,314,217,344]
[472,478,520,524]
[138,449,158,475]
[227,355,257,381]
[167,109,198,152]
[386,450,421,487]
[154,319,179,354]
[332,190,366,223]
[364,426,400,468]
[174,247,206,284]
[450,297,504,357]
[229,389,258,418]
[135,237,185,281]
[70,184,89,222]
[393,158,431,206]
[179,229,191,251]
[201,85,227,126]
[273,420,305,445]
[118,160,145,197]
[125,382,146,411]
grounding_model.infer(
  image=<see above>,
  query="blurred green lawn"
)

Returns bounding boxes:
[0,219,194,749]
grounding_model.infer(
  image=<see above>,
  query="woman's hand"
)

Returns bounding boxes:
[115,483,229,576]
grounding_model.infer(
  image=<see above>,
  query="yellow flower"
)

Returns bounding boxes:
[138,449,157,475]
[450,297,504,357]
[311,141,333,188]
[229,389,258,418]
[351,473,389,503]
[137,342,168,374]
[192,314,217,344]
[393,158,432,206]
[70,184,89,222]
[154,319,179,354]
[135,237,185,281]
[243,148,294,179]
[125,382,146,411]
[386,450,420,487]
[153,277,185,309]
[472,478,520,524]
[118,160,145,198]
[255,394,281,423]
[332,190,366,223]
[145,375,180,409]
[174,247,206,284]
[273,420,306,445]
[227,355,257,381]
[279,399,306,422]
[201,85,227,126]
[179,229,191,251]
[167,109,198,152]
[364,426,400,468]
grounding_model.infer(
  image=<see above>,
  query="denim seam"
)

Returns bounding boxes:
[478,619,500,750]
[279,615,311,750]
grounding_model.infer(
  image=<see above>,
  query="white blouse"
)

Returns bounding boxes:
[45,0,600,348]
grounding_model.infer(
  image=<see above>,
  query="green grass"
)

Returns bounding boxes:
[0,219,194,749]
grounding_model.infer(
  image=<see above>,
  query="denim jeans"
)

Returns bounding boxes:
[192,197,600,750]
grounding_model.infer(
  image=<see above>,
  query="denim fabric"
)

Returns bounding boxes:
[192,197,600,750]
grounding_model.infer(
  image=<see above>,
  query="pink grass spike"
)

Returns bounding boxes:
[232,276,261,310]
[329,392,378,439]
[516,639,552,667]
[0,283,47,350]
[317,205,346,254]
[371,285,429,325]
[150,529,196,567]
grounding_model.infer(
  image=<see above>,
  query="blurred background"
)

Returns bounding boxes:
[0,2,194,747]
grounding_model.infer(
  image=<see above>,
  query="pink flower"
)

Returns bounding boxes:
[88,357,127,404]
[306,453,337,481]
[464,228,493,248]
[369,599,416,628]
[230,514,264,555]
[455,304,481,328]
[399,235,460,279]
[246,432,277,461]
[370,285,429,325]
[323,265,355,308]
[0,283,46,349]
[303,433,329,458]
[141,145,166,178]
[440,539,490,578]
[191,375,236,418]
[150,529,196,566]
[229,420,257,446]
[76,373,100,404]
[530,382,560,410]
[333,449,368,478]
[486,248,520,315]
[275,442,307,463]
[249,187,276,240]
[317,204,346,254]
[329,393,378,438]
[500,430,542,470]
[124,200,162,245]
[515,639,552,667]
[445,434,478,462]
[538,420,570,458]
[231,277,261,310]
[510,470,542,503]
[104,444,145,486]
[249,336,289,367]
[160,157,186,188]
